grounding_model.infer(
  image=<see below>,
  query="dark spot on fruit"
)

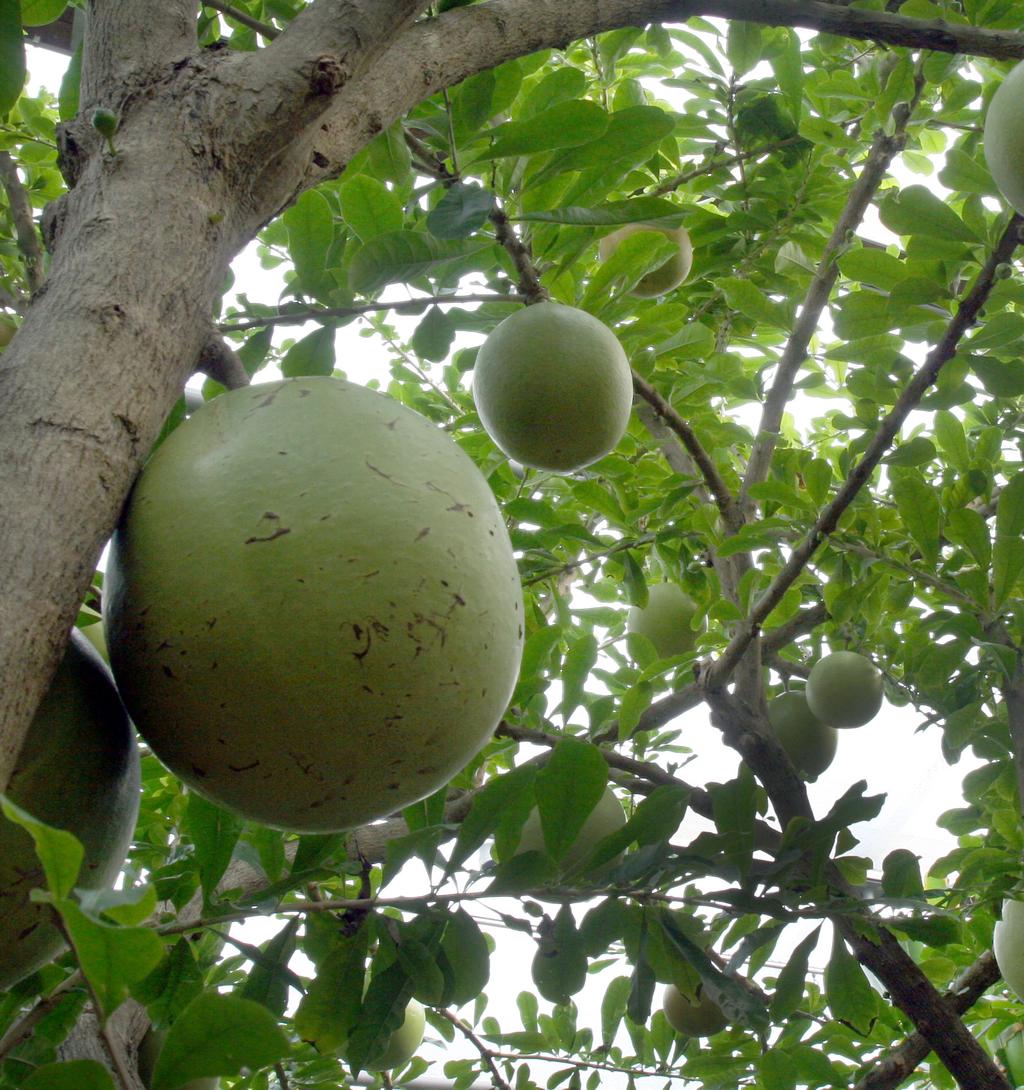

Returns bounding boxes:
[385,417,399,430]
[244,527,291,544]
[229,760,260,772]
[416,527,430,541]
[191,764,207,777]
[263,511,279,520]
[162,665,177,679]
[17,923,39,940]
[157,639,172,652]
[387,782,400,790]
[299,388,311,398]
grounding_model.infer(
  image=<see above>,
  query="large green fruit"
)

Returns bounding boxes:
[105,378,523,833]
[767,690,838,780]
[361,1000,426,1072]
[984,60,1024,215]
[995,899,1024,1002]
[472,302,632,472]
[0,630,140,990]
[516,786,626,870]
[662,983,728,1038]
[598,224,693,298]
[137,1028,217,1089]
[627,583,701,659]
[805,651,883,729]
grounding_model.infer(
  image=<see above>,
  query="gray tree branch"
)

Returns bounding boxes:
[0,152,45,295]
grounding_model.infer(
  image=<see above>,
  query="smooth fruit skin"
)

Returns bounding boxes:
[362,1000,426,1072]
[105,378,523,833]
[985,61,1024,215]
[472,302,633,472]
[137,1028,218,1089]
[767,690,838,780]
[662,983,728,1038]
[598,224,693,297]
[805,650,884,729]
[627,583,700,659]
[0,631,140,990]
[995,900,1024,1003]
[516,785,626,869]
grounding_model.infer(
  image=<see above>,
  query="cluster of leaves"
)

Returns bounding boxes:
[4,2,1024,1089]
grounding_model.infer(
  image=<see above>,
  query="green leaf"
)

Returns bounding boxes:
[717,277,789,328]
[279,326,335,377]
[0,795,83,899]
[946,507,990,571]
[348,231,490,294]
[770,925,820,1022]
[58,900,165,1021]
[727,21,763,76]
[283,189,335,298]
[771,30,803,123]
[22,1061,114,1090]
[19,0,65,25]
[338,174,404,243]
[58,41,81,121]
[449,764,537,872]
[516,196,685,229]
[151,991,291,1090]
[132,938,204,1027]
[938,146,998,195]
[560,633,598,723]
[78,883,157,926]
[878,185,978,242]
[532,905,588,1004]
[475,100,608,159]
[239,919,300,1017]
[993,472,1024,608]
[345,960,413,1075]
[824,928,876,1033]
[885,435,936,467]
[970,354,1024,397]
[544,105,675,176]
[1,0,21,106]
[409,306,455,362]
[933,410,968,470]
[426,182,493,239]
[600,976,632,1048]
[584,785,688,872]
[438,908,490,1007]
[890,471,941,565]
[881,848,923,897]
[294,923,370,1051]
[534,737,608,862]
[183,792,243,903]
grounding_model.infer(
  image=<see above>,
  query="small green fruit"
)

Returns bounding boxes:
[472,302,633,472]
[662,983,728,1038]
[516,785,626,870]
[598,224,693,297]
[984,60,1024,215]
[91,108,119,153]
[137,1028,218,1090]
[627,583,701,659]
[0,317,15,349]
[105,377,523,832]
[767,690,838,779]
[0,631,140,989]
[362,1000,426,1072]
[805,650,883,729]
[995,899,1024,1003]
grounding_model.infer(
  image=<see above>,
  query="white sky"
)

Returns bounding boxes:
[21,39,983,1087]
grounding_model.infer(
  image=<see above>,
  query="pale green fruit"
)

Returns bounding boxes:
[985,60,1024,215]
[598,224,693,297]
[516,785,626,870]
[137,1028,218,1090]
[473,302,633,472]
[662,983,727,1038]
[363,1000,426,1072]
[105,377,523,832]
[627,583,701,659]
[0,631,140,989]
[767,690,838,780]
[0,317,15,349]
[805,651,883,729]
[995,899,1024,1002]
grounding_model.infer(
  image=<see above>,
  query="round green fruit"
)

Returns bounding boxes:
[516,785,626,870]
[662,983,728,1038]
[0,630,140,990]
[362,999,426,1072]
[805,650,883,729]
[995,899,1024,1002]
[767,690,838,780]
[105,377,523,833]
[598,224,693,298]
[627,583,701,660]
[472,302,633,472]
[985,60,1024,215]
[137,1028,218,1090]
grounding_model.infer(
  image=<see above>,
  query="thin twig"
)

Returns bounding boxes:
[0,151,45,295]
[274,1061,292,1089]
[651,135,808,196]
[708,212,1023,687]
[203,0,278,38]
[489,204,548,303]
[487,1048,693,1081]
[438,1010,513,1090]
[218,293,524,333]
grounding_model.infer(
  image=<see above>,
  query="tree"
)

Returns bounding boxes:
[1,1,1024,1088]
